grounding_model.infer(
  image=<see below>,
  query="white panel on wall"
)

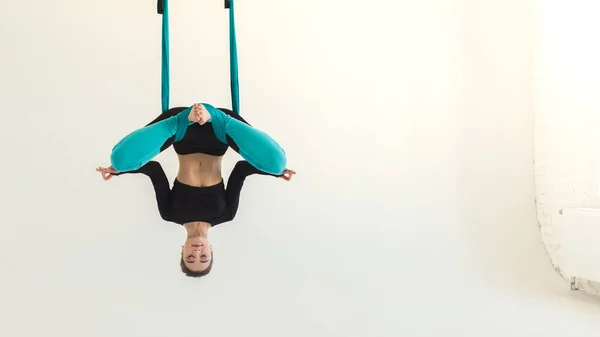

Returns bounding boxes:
[534,0,600,295]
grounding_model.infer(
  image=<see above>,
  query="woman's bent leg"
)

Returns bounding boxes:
[203,103,287,175]
[110,107,193,172]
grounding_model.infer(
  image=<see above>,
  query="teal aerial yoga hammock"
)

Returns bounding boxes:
[227,0,240,114]
[109,0,287,174]
[160,0,170,113]
[157,0,240,114]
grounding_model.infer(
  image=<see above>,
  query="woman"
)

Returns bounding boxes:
[96,103,295,277]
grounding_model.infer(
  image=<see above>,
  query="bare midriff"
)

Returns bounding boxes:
[176,153,224,187]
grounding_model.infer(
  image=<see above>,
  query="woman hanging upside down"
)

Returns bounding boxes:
[96,103,296,277]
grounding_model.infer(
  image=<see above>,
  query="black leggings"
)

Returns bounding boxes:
[146,107,250,157]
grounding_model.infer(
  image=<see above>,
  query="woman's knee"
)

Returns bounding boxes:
[274,149,287,174]
[262,147,287,175]
[110,146,132,172]
[110,141,147,172]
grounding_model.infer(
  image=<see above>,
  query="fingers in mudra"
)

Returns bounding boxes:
[96,170,111,181]
[96,167,117,181]
[281,169,296,181]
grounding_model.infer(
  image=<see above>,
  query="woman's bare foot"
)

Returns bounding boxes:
[188,103,211,125]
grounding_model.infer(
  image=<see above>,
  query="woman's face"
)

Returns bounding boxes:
[181,236,212,272]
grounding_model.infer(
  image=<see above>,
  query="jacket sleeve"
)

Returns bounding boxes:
[114,161,176,222]
[224,160,282,220]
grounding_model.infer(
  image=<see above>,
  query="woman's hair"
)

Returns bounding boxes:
[180,251,214,277]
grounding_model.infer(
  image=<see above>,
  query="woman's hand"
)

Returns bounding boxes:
[189,103,211,125]
[96,166,119,181]
[278,168,296,181]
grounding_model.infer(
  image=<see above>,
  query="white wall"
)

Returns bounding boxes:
[3,0,600,336]
[534,0,600,295]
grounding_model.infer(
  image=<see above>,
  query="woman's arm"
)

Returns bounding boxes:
[224,160,282,220]
[113,161,176,221]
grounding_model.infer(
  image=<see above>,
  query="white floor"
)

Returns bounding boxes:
[2,0,600,336]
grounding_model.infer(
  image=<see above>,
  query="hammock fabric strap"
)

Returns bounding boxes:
[158,0,170,112]
[227,0,240,114]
